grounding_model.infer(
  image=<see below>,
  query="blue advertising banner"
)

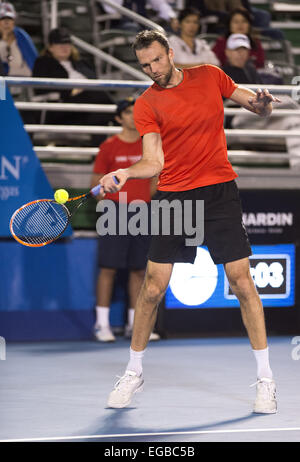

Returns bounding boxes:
[0,238,126,341]
[239,190,300,245]
[0,88,71,237]
[165,244,295,309]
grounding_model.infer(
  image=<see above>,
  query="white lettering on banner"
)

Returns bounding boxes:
[0,156,22,180]
[250,261,284,289]
[0,186,19,200]
[242,212,293,227]
[225,254,291,300]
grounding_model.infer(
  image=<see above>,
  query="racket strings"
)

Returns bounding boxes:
[11,201,69,245]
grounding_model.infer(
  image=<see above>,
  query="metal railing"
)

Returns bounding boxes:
[98,0,165,34]
[5,77,299,94]
[3,77,300,170]
[15,102,300,117]
[4,76,151,90]
[71,35,148,80]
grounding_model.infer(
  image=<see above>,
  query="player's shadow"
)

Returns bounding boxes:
[79,410,264,442]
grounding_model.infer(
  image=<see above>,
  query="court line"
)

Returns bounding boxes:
[1,426,300,442]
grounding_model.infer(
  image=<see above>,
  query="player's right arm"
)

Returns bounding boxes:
[100,132,164,193]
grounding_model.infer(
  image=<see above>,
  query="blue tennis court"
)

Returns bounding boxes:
[1,336,299,442]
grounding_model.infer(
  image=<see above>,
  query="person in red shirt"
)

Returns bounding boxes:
[91,97,159,343]
[99,30,280,413]
[212,8,265,69]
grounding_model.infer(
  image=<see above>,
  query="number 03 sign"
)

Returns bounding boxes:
[225,252,292,300]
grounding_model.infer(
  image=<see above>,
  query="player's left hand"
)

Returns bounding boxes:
[248,88,281,111]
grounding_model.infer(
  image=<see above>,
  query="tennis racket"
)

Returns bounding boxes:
[9,177,119,248]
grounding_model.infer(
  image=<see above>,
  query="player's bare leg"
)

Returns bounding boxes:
[128,269,145,309]
[224,257,277,413]
[131,260,173,351]
[125,269,145,338]
[224,257,267,349]
[107,260,173,408]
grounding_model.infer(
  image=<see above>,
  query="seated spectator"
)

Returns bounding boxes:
[213,8,265,68]
[222,33,300,170]
[101,0,178,32]
[187,0,284,39]
[32,27,114,145]
[186,0,245,27]
[169,7,220,67]
[240,0,284,40]
[0,2,37,77]
[222,33,262,84]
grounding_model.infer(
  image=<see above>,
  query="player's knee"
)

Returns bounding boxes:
[228,268,254,298]
[143,277,165,305]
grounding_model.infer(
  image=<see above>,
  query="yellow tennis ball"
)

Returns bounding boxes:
[54,189,69,204]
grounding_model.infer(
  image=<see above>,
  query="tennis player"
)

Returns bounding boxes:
[99,30,280,413]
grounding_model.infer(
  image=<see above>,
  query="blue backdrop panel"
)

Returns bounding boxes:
[0,88,71,237]
[0,238,126,341]
[165,244,295,309]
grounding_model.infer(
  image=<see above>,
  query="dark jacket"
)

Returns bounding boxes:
[32,51,113,129]
[32,52,98,101]
[222,60,262,85]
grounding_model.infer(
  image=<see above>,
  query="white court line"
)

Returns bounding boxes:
[1,427,300,442]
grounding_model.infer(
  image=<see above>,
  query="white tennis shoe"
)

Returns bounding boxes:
[107,370,144,408]
[251,377,277,414]
[94,326,116,342]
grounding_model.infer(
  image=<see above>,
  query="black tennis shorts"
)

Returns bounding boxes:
[98,202,151,270]
[148,180,252,265]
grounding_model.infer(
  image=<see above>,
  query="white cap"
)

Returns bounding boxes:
[0,3,16,20]
[226,34,251,50]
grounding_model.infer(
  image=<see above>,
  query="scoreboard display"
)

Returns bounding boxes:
[165,244,295,309]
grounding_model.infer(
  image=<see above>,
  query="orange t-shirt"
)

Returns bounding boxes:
[93,135,151,203]
[134,64,238,191]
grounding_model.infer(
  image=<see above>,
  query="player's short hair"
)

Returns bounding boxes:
[132,30,169,56]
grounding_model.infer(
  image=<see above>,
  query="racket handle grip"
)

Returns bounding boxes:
[91,176,119,197]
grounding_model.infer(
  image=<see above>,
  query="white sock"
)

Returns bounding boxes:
[126,347,145,377]
[252,347,273,379]
[95,306,110,328]
[127,308,135,328]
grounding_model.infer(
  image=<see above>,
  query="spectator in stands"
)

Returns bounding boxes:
[32,27,114,144]
[223,33,300,170]
[169,7,220,68]
[240,0,284,40]
[0,2,37,77]
[91,97,160,342]
[213,8,265,68]
[222,33,262,84]
[101,0,178,32]
[186,0,246,27]
[187,0,284,39]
